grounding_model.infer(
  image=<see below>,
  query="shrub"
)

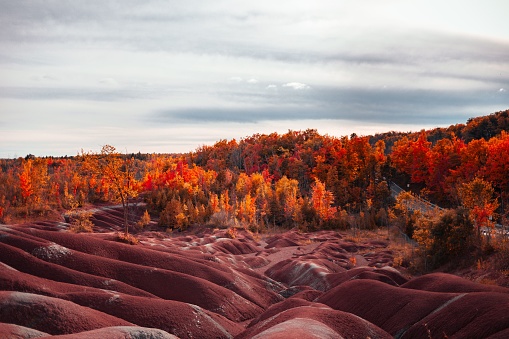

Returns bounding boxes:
[136,210,151,229]
[116,232,139,245]
[430,208,474,263]
[68,210,94,233]
[226,227,238,239]
[208,210,237,229]
[412,208,474,271]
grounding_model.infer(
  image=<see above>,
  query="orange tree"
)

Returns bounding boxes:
[80,145,139,236]
[458,177,499,239]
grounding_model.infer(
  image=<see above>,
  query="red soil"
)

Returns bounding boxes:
[0,291,132,335]
[1,206,509,338]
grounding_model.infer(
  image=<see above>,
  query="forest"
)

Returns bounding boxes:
[1,110,508,256]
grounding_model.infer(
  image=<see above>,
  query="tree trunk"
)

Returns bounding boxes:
[121,195,128,236]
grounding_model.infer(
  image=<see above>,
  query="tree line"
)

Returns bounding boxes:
[1,110,508,244]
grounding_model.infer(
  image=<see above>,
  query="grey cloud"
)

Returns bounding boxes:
[2,0,508,74]
[0,86,149,102]
[155,106,330,124]
[154,86,509,126]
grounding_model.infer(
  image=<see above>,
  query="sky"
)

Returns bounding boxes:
[1,0,508,158]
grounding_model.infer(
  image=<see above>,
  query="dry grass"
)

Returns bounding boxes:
[116,232,139,245]
[344,228,390,243]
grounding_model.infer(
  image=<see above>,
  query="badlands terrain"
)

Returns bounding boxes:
[1,206,509,338]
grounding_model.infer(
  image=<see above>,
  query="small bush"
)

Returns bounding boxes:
[116,232,139,245]
[136,210,151,229]
[226,227,238,239]
[412,208,474,271]
[209,211,237,229]
[68,210,94,233]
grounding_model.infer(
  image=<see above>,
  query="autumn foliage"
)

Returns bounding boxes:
[0,110,508,237]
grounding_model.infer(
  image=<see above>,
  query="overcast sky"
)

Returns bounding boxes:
[1,0,508,157]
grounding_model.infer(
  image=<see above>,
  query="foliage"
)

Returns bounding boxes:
[68,210,94,233]
[1,109,509,241]
[226,227,238,239]
[136,210,151,229]
[458,177,499,237]
[80,145,139,236]
[116,232,139,245]
[412,208,474,271]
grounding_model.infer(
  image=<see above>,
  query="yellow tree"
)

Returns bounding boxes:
[81,145,138,236]
[275,176,299,225]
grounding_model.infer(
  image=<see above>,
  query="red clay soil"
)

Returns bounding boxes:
[401,272,509,294]
[0,322,49,338]
[2,209,509,338]
[10,226,282,309]
[0,241,156,298]
[237,305,392,339]
[49,326,179,338]
[0,291,132,335]
[318,278,509,338]
[399,292,509,338]
[0,262,243,338]
[325,265,408,288]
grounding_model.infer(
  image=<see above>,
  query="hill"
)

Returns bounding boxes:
[1,206,509,337]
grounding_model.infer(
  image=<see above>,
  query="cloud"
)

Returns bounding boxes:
[152,85,509,128]
[283,82,310,90]
[155,107,315,123]
[98,78,119,86]
[1,0,509,158]
[0,86,144,102]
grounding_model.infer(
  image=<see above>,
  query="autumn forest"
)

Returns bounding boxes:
[1,110,509,268]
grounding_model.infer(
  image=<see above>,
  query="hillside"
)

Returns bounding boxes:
[2,109,509,337]
[2,206,509,338]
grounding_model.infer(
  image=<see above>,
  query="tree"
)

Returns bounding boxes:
[391,131,431,184]
[426,136,465,204]
[311,178,337,223]
[81,145,139,237]
[458,177,499,239]
[18,158,50,216]
[274,176,299,226]
[484,131,509,217]
[19,159,34,208]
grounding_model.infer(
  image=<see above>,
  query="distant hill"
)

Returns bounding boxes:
[369,109,509,151]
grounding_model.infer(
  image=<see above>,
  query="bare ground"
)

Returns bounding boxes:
[1,206,509,338]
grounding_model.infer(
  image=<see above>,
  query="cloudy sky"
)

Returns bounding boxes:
[1,0,508,157]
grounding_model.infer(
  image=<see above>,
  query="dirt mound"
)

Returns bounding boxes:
[2,215,508,338]
[402,272,509,294]
[9,226,282,309]
[318,278,509,338]
[326,266,408,288]
[49,326,177,338]
[264,231,305,249]
[237,305,391,339]
[0,241,155,298]
[0,291,131,335]
[0,263,242,338]
[399,292,509,338]
[317,279,457,336]
[0,322,48,338]
[0,227,264,322]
